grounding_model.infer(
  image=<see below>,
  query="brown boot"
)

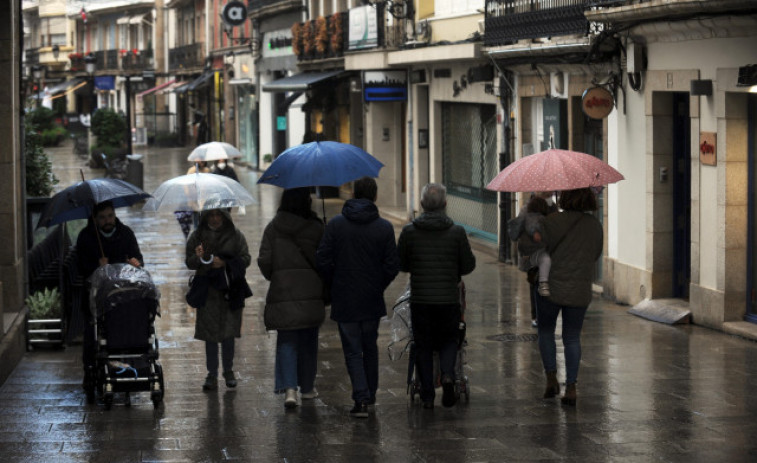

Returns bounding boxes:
[561,382,576,406]
[543,371,560,398]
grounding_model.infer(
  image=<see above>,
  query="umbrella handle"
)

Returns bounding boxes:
[80,169,106,260]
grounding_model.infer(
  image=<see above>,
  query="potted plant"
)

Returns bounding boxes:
[90,107,128,170]
[25,287,64,350]
[262,153,273,169]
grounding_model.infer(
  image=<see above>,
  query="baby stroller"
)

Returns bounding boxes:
[85,264,164,410]
[388,282,469,403]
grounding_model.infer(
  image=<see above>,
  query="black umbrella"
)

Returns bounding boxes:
[37,176,151,229]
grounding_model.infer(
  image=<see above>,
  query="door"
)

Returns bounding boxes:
[672,92,691,299]
[746,94,757,322]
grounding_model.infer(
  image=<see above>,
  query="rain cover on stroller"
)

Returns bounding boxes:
[387,285,412,361]
[88,264,160,318]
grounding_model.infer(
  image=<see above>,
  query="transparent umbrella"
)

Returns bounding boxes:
[187,142,242,162]
[142,173,256,212]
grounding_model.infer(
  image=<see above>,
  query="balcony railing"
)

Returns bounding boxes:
[484,0,591,47]
[121,49,154,72]
[168,43,205,71]
[94,49,120,71]
[25,47,40,65]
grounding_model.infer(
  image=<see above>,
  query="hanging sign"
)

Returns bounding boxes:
[222,1,247,27]
[581,86,614,119]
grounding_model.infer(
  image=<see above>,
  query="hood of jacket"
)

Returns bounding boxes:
[342,198,379,224]
[272,210,318,237]
[412,211,454,231]
[198,208,234,230]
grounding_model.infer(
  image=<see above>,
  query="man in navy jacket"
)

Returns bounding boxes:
[317,177,399,417]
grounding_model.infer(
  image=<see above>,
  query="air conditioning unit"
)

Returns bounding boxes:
[415,19,431,42]
[550,71,569,99]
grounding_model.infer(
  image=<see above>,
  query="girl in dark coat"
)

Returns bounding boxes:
[258,188,325,408]
[186,209,251,391]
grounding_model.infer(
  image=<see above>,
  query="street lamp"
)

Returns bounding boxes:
[52,45,60,61]
[32,65,44,108]
[84,53,97,154]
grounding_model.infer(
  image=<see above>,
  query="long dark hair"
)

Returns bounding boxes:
[279,188,314,219]
[558,188,598,212]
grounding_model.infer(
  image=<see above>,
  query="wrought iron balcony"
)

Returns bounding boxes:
[168,43,205,71]
[484,0,591,47]
[121,49,154,72]
[94,49,120,71]
[25,47,40,66]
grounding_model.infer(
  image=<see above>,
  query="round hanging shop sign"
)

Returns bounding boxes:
[581,86,614,119]
[222,1,247,27]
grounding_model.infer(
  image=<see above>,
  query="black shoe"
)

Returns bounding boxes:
[202,374,218,391]
[223,371,237,388]
[422,400,434,409]
[350,402,369,418]
[441,375,456,407]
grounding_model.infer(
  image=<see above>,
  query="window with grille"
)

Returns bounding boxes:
[442,102,499,238]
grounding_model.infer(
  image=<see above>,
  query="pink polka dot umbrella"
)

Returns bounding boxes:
[486,149,624,192]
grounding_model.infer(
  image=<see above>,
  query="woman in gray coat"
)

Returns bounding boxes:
[537,188,603,406]
[258,188,325,408]
[186,209,251,391]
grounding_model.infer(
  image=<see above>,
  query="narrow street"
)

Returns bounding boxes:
[2,142,756,462]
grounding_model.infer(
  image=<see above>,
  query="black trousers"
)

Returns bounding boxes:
[410,302,461,402]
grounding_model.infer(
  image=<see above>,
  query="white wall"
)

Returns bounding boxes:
[258,74,274,159]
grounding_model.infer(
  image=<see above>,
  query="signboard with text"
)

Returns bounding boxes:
[349,6,378,50]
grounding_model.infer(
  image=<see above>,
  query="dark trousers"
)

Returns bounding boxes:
[411,303,460,402]
[337,319,381,403]
[205,338,235,376]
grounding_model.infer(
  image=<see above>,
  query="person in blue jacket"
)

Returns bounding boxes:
[317,177,400,418]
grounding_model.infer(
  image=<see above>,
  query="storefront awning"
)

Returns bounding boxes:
[262,70,341,92]
[47,78,86,95]
[178,71,214,93]
[137,79,176,99]
[156,81,187,95]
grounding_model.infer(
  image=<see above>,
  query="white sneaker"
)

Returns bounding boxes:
[284,388,297,408]
[300,389,318,400]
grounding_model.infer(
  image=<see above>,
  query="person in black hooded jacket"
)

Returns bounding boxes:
[317,177,399,417]
[397,183,476,409]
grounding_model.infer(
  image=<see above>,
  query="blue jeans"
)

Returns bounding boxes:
[205,338,235,376]
[274,327,319,393]
[536,294,587,385]
[337,319,380,403]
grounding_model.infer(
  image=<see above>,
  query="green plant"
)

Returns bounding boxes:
[91,108,127,149]
[263,153,273,163]
[40,126,68,147]
[27,107,56,132]
[25,287,62,319]
[24,120,59,197]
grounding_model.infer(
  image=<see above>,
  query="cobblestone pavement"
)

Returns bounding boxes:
[3,142,757,462]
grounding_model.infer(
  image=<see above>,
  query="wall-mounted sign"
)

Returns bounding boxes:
[699,132,716,166]
[276,116,287,131]
[348,5,378,50]
[581,86,614,119]
[262,29,293,58]
[363,70,407,102]
[222,1,247,27]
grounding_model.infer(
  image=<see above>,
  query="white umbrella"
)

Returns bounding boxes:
[187,142,242,162]
[143,173,256,212]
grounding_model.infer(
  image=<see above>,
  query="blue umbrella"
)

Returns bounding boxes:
[257,141,384,189]
[37,177,151,229]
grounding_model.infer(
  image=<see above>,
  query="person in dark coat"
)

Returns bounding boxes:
[317,177,399,418]
[536,188,602,406]
[186,208,251,391]
[397,183,476,409]
[212,160,239,182]
[76,200,143,398]
[258,188,325,409]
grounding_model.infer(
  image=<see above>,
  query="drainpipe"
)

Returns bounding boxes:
[407,74,414,221]
[490,59,515,263]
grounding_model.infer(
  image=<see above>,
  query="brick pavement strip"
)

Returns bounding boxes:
[1,142,757,462]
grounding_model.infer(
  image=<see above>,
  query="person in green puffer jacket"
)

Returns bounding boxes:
[397,183,476,409]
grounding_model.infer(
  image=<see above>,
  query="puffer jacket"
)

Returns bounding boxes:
[541,210,603,307]
[397,211,476,305]
[317,198,399,322]
[258,210,325,331]
[186,209,251,342]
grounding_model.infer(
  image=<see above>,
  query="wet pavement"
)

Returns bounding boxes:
[3,142,757,462]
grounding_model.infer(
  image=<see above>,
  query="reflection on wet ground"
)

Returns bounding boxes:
[1,142,757,462]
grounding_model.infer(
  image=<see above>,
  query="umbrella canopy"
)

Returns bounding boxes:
[187,142,242,162]
[257,141,384,188]
[142,173,256,212]
[37,178,151,229]
[486,148,624,192]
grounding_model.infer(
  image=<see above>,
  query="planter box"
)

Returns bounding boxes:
[27,318,65,350]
